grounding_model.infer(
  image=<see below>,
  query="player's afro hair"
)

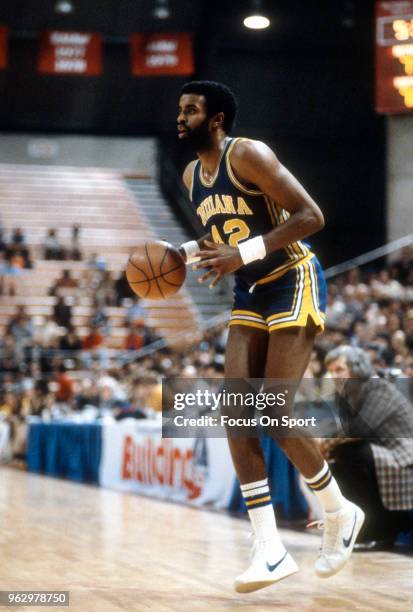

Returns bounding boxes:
[180,80,238,134]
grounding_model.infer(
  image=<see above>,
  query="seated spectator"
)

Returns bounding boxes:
[0,216,6,252]
[91,300,111,335]
[0,391,17,417]
[321,345,413,550]
[392,246,413,284]
[53,296,73,328]
[81,253,107,296]
[33,314,61,348]
[54,365,74,404]
[81,325,109,369]
[59,326,82,354]
[114,271,134,305]
[126,295,145,325]
[86,252,107,272]
[0,252,16,296]
[124,322,146,351]
[73,378,100,411]
[69,224,82,261]
[97,369,128,404]
[0,335,20,373]
[95,270,116,307]
[82,325,104,351]
[4,227,32,268]
[43,229,65,260]
[132,374,162,413]
[49,270,78,298]
[10,227,26,246]
[6,307,33,360]
[9,250,26,270]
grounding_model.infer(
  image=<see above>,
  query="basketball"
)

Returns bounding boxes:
[126,239,186,299]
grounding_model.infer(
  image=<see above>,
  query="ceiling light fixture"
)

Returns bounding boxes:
[153,0,171,20]
[243,0,270,30]
[55,1,75,14]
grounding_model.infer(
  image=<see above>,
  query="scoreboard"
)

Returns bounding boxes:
[376,1,413,114]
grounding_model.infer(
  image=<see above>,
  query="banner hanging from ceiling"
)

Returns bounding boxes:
[376,1,413,113]
[38,31,103,75]
[0,26,8,70]
[130,33,194,76]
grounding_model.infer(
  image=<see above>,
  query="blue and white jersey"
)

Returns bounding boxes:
[190,137,313,285]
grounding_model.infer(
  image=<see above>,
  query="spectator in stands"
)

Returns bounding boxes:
[81,324,109,369]
[321,345,413,550]
[3,228,32,269]
[114,271,134,305]
[54,365,74,404]
[392,246,413,284]
[404,309,413,345]
[97,369,128,405]
[43,228,65,260]
[10,228,25,246]
[33,314,61,348]
[91,299,111,336]
[69,224,82,261]
[95,270,116,307]
[0,335,21,374]
[0,252,10,295]
[53,296,73,328]
[125,295,145,326]
[6,307,33,360]
[0,391,16,418]
[73,378,101,411]
[49,270,78,297]
[82,324,104,351]
[59,326,82,354]
[87,252,107,272]
[124,322,146,351]
[0,251,25,296]
[133,374,162,413]
[0,216,6,253]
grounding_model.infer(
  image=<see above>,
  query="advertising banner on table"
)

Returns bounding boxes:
[99,420,235,508]
[38,31,103,75]
[0,26,8,70]
[130,33,194,76]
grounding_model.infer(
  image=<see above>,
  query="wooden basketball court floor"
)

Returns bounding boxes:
[0,467,412,612]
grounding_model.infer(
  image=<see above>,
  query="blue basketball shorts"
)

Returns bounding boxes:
[230,254,327,335]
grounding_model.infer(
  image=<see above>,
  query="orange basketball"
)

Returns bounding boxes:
[126,240,186,300]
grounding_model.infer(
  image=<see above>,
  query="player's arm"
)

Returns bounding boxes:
[179,161,211,263]
[230,139,324,253]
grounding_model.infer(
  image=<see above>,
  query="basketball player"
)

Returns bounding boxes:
[177,81,364,593]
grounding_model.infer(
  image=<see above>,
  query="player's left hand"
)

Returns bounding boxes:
[193,240,243,288]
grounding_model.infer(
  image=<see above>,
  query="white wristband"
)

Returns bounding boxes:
[180,240,200,264]
[238,235,266,265]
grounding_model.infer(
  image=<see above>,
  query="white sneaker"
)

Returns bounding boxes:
[234,539,299,593]
[314,501,365,578]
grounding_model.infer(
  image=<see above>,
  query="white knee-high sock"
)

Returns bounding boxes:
[240,478,284,548]
[303,461,345,513]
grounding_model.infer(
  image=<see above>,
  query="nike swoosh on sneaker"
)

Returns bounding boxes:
[266,551,288,572]
[342,511,357,547]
